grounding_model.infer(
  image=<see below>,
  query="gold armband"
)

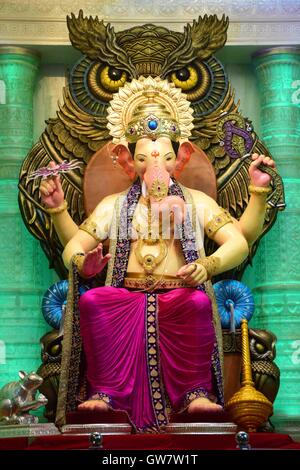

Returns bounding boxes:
[196,256,221,280]
[248,185,272,196]
[44,200,68,215]
[79,216,101,242]
[205,208,233,238]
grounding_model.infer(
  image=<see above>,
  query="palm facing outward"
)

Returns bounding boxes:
[39,161,64,208]
[81,243,111,278]
[249,153,275,187]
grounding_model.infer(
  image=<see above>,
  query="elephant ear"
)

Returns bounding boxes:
[176,142,217,200]
[112,144,137,182]
[83,142,134,216]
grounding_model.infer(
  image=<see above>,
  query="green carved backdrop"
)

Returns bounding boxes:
[0,47,58,388]
[243,48,300,427]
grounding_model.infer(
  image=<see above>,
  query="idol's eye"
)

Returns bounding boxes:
[136,156,145,162]
[170,65,198,91]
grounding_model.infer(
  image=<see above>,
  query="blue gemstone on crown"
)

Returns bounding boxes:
[148,120,158,130]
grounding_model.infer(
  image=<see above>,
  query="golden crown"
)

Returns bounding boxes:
[107,76,194,144]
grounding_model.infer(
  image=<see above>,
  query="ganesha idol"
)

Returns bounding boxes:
[40,76,276,432]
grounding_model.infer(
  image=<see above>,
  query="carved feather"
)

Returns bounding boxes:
[191,14,229,60]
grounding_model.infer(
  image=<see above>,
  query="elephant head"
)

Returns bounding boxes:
[112,137,195,222]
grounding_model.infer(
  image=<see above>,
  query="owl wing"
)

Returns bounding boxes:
[18,87,109,277]
[193,93,285,277]
[160,15,285,277]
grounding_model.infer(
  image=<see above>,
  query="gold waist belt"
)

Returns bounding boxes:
[124,272,189,290]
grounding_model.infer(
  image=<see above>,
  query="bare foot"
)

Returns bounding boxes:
[187,397,223,414]
[78,399,110,412]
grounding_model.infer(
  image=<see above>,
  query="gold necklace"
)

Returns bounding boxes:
[135,238,168,274]
[133,197,168,278]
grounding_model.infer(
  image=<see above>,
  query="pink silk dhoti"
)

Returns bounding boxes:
[79,286,215,431]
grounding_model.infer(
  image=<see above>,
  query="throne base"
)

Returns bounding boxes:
[61,409,236,435]
[60,422,237,435]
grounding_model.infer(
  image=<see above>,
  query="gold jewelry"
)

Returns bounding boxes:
[132,198,163,242]
[248,184,272,195]
[107,76,194,144]
[44,200,68,215]
[79,215,102,242]
[124,275,189,290]
[195,256,221,280]
[135,238,168,274]
[72,253,94,279]
[205,208,233,239]
[125,102,180,142]
[148,179,168,201]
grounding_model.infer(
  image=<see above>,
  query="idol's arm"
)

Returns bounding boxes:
[237,153,274,245]
[177,219,249,285]
[211,222,249,275]
[237,192,269,245]
[62,229,98,270]
[50,210,79,247]
[39,162,79,246]
[177,190,249,285]
[62,193,118,277]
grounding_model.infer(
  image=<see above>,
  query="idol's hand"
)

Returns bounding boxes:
[39,161,65,208]
[249,153,275,188]
[176,263,207,286]
[81,243,111,278]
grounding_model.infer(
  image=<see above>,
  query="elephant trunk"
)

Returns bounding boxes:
[143,165,170,202]
[143,165,186,223]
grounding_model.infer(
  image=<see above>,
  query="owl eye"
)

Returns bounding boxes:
[87,63,128,101]
[169,61,213,104]
[170,65,198,91]
[48,343,61,357]
[70,58,129,115]
[255,343,266,354]
[100,65,127,92]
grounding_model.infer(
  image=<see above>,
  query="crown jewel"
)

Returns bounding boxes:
[107,76,194,144]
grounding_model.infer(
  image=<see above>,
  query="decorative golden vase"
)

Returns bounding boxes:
[225,319,273,432]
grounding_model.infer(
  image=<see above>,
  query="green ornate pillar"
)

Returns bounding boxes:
[244,47,300,433]
[0,47,57,387]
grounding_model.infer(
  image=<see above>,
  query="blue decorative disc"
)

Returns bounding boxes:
[42,280,89,330]
[148,120,158,130]
[213,279,255,328]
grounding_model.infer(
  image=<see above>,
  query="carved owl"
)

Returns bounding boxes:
[18,10,284,278]
[249,328,280,404]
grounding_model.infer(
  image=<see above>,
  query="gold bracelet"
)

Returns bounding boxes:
[44,200,68,215]
[195,256,221,280]
[72,253,94,279]
[248,185,272,196]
